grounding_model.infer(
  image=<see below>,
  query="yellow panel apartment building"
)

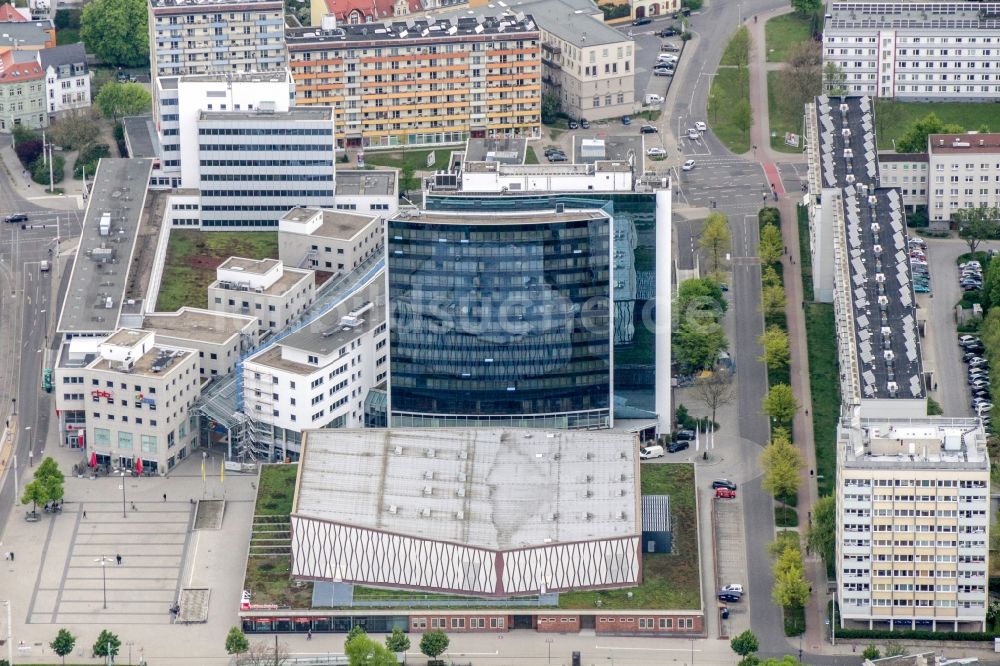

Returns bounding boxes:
[286,15,541,148]
[836,417,989,633]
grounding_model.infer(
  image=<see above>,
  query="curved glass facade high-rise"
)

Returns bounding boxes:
[388,210,612,428]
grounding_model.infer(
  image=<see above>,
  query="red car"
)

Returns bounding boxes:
[715,487,736,499]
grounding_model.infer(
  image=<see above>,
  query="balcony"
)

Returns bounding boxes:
[540,58,561,71]
[541,42,562,55]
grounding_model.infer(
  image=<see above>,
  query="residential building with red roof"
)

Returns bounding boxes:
[0,49,47,131]
[309,0,425,29]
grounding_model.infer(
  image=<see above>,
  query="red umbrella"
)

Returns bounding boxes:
[89,451,97,468]
[135,457,143,475]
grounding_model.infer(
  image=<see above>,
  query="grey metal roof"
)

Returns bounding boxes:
[465,138,527,164]
[122,116,159,159]
[815,95,924,400]
[827,1,1000,30]
[641,495,670,533]
[0,21,54,48]
[295,427,640,550]
[573,135,643,165]
[336,170,396,196]
[38,43,85,71]
[57,159,154,336]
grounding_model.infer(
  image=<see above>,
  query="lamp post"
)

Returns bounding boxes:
[119,470,127,518]
[1,600,12,666]
[95,556,113,609]
[546,638,553,664]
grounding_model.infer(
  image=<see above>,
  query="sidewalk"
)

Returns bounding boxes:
[0,136,85,212]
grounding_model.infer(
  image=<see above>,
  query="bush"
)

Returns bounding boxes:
[12,125,39,147]
[31,154,65,187]
[683,0,703,10]
[55,8,82,30]
[74,143,110,179]
[15,139,43,169]
[113,122,128,157]
[907,206,929,228]
[835,628,996,641]
[600,3,630,19]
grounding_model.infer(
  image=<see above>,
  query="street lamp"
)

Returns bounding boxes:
[0,600,12,666]
[546,638,553,664]
[95,556,113,609]
[119,470,127,519]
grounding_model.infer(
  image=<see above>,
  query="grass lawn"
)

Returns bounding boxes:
[560,463,700,610]
[783,604,806,636]
[364,148,452,192]
[157,229,279,311]
[767,71,805,154]
[874,100,1000,150]
[708,68,751,154]
[805,303,839,497]
[634,109,663,122]
[525,146,540,164]
[774,504,799,527]
[720,25,750,67]
[56,28,80,45]
[254,464,297,515]
[764,13,813,63]
[797,205,814,301]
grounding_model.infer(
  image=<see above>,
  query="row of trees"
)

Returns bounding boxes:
[225,625,449,665]
[46,627,120,663]
[769,532,810,616]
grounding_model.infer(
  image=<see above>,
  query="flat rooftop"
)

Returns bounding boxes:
[199,107,333,122]
[286,14,539,46]
[462,161,632,175]
[839,417,988,469]
[815,95,924,399]
[150,0,281,10]
[90,345,192,379]
[218,256,280,276]
[122,116,159,159]
[0,21,53,48]
[103,328,151,348]
[928,133,1000,155]
[465,137,527,164]
[827,1,1000,30]
[143,307,255,345]
[573,135,644,165]
[211,265,311,296]
[294,427,640,550]
[284,208,378,240]
[336,169,396,196]
[393,208,609,226]
[57,158,154,336]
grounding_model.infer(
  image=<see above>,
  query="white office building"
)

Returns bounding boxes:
[927,133,1000,224]
[207,257,316,334]
[823,2,1000,100]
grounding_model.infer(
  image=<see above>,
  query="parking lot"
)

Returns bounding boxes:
[713,494,750,638]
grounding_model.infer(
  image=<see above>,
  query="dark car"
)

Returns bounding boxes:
[681,7,691,16]
[659,27,678,37]
[622,115,632,126]
[580,119,590,129]
[674,429,696,441]
[4,213,28,224]
[718,592,741,602]
[632,17,652,26]
[640,125,658,134]
[712,479,737,491]
[548,153,568,163]
[667,440,690,453]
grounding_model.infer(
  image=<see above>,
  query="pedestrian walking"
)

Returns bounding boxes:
[131,502,137,511]
[10,552,13,562]
[163,493,167,502]
[83,511,87,519]
[116,554,122,565]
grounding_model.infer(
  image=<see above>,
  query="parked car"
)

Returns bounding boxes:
[675,429,696,441]
[568,120,579,130]
[640,125,659,134]
[548,153,568,162]
[682,159,696,171]
[633,16,652,26]
[653,68,674,77]
[580,119,590,129]
[712,479,736,490]
[715,488,737,499]
[667,440,690,453]
[695,121,707,132]
[659,27,678,37]
[718,591,742,602]
[721,583,743,593]
[639,445,665,459]
[959,335,982,345]
[661,43,680,52]
[647,147,667,158]
[622,115,631,126]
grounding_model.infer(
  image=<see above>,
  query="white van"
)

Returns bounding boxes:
[644,93,664,105]
[639,445,665,459]
[39,260,50,272]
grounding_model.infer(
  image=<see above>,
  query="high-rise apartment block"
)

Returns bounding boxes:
[926,133,1000,223]
[147,0,287,79]
[836,417,989,632]
[286,15,541,148]
[823,2,1000,100]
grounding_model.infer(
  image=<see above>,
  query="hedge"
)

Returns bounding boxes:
[835,628,996,641]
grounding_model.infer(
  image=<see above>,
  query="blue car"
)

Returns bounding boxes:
[622,115,631,126]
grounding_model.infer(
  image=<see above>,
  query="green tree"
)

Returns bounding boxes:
[758,222,783,265]
[35,456,65,485]
[95,82,152,120]
[419,631,449,660]
[48,110,102,151]
[954,205,1000,254]
[699,212,731,274]
[81,0,149,67]
[983,256,1000,310]
[778,41,823,123]
[21,479,51,514]
[806,495,836,567]
[823,62,847,96]
[541,91,561,125]
[225,626,250,657]
[385,628,410,656]
[50,628,76,665]
[761,656,805,666]
[758,325,790,371]
[676,277,727,318]
[732,98,753,142]
[346,633,399,666]
[772,543,810,608]
[761,281,787,320]
[730,629,759,657]
[895,112,964,153]
[862,645,881,660]
[93,629,121,659]
[760,429,804,503]
[673,319,728,373]
[347,625,367,643]
[762,384,799,424]
[790,0,822,15]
